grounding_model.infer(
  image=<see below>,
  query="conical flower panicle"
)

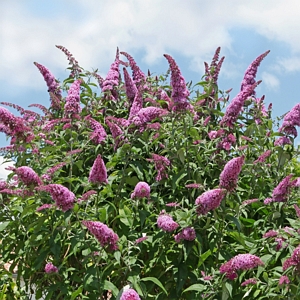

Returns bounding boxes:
[64,79,82,118]
[220,254,264,280]
[37,184,75,212]
[219,156,245,191]
[157,210,179,232]
[89,155,108,184]
[123,67,137,104]
[195,189,227,215]
[15,166,42,187]
[82,220,119,251]
[131,182,151,199]
[240,50,270,94]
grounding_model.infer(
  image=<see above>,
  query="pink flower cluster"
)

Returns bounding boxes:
[131,182,151,199]
[274,136,292,146]
[15,166,42,187]
[253,150,271,164]
[195,189,227,215]
[123,67,137,103]
[220,254,264,280]
[148,154,170,181]
[219,156,245,192]
[45,262,58,273]
[174,227,196,243]
[82,220,119,251]
[89,155,108,184]
[157,211,179,232]
[64,79,82,118]
[130,107,168,126]
[120,288,141,300]
[36,204,53,212]
[85,116,107,144]
[283,244,300,272]
[241,278,257,286]
[264,174,295,204]
[279,103,300,137]
[240,50,270,95]
[38,184,75,212]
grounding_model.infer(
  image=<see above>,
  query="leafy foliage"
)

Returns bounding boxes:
[0,46,300,299]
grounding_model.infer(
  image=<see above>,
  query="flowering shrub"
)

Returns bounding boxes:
[0,45,300,299]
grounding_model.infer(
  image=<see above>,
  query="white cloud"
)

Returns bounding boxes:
[1,0,300,96]
[261,72,280,90]
[0,157,14,180]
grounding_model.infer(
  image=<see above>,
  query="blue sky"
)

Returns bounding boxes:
[1,0,300,177]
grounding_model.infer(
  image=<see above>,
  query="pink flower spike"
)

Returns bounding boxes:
[82,220,119,251]
[131,182,151,199]
[195,189,227,215]
[279,275,290,285]
[45,263,58,274]
[120,288,141,300]
[89,155,108,185]
[15,166,42,187]
[219,156,245,192]
[64,79,82,118]
[157,211,179,232]
[220,254,264,280]
[272,174,294,202]
[294,204,300,218]
[36,204,53,212]
[241,278,257,286]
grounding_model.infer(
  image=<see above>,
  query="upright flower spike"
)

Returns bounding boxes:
[147,154,170,181]
[82,220,119,251]
[64,79,82,118]
[89,155,108,184]
[195,189,227,215]
[219,156,245,192]
[130,107,168,126]
[102,48,121,96]
[55,45,82,78]
[34,62,62,97]
[123,67,137,104]
[220,81,261,128]
[105,118,124,150]
[164,54,191,111]
[157,211,179,232]
[120,51,146,86]
[129,86,144,118]
[253,150,271,164]
[220,254,264,280]
[131,182,151,199]
[85,116,107,144]
[279,103,300,137]
[15,166,42,187]
[240,50,270,94]
[271,174,294,202]
[37,184,75,212]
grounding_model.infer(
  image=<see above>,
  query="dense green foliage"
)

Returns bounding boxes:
[0,46,300,299]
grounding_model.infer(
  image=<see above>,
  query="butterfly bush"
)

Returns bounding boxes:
[2,46,300,299]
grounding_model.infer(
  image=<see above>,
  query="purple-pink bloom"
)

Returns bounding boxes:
[220,254,264,280]
[36,204,53,212]
[85,116,107,144]
[220,81,261,127]
[195,189,227,215]
[241,278,257,286]
[272,174,294,203]
[201,271,213,281]
[279,103,300,137]
[15,166,42,187]
[64,79,82,118]
[241,198,259,206]
[240,50,270,95]
[78,190,97,202]
[89,155,108,185]
[135,236,148,244]
[129,86,144,118]
[157,211,179,232]
[279,275,290,285]
[185,183,203,189]
[82,220,119,251]
[105,118,124,150]
[147,154,170,181]
[219,156,245,192]
[175,227,196,243]
[130,107,168,126]
[131,182,151,199]
[294,204,300,218]
[123,67,137,104]
[120,51,146,86]
[253,150,271,164]
[34,62,62,105]
[37,184,75,212]
[45,262,58,274]
[164,54,190,108]
[120,288,141,300]
[263,230,278,238]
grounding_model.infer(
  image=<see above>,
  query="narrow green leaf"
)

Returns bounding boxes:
[141,277,168,295]
[71,287,83,300]
[0,221,9,232]
[103,280,119,297]
[182,284,205,293]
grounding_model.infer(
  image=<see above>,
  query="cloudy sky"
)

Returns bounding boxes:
[1,0,300,175]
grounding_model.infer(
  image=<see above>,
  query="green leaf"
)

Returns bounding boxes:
[177,148,185,164]
[141,277,168,295]
[103,280,119,297]
[0,221,9,232]
[71,287,83,300]
[182,284,205,293]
